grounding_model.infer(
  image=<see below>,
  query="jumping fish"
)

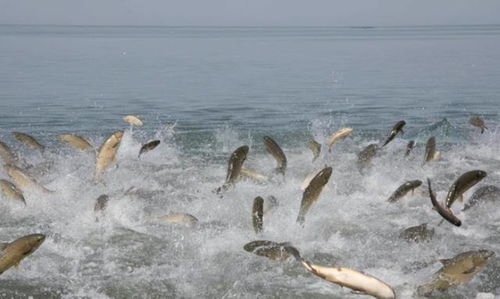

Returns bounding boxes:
[58,133,93,151]
[423,136,439,164]
[463,185,500,211]
[240,166,268,182]
[427,178,461,226]
[382,121,405,147]
[4,164,53,194]
[297,167,332,225]
[300,260,396,299]
[252,196,264,233]
[300,169,331,191]
[445,170,487,208]
[95,131,124,180]
[399,223,434,243]
[417,250,494,296]
[357,143,379,172]
[0,234,45,275]
[243,240,300,261]
[94,194,110,212]
[138,140,160,157]
[327,127,353,152]
[263,136,287,175]
[157,213,199,227]
[12,132,44,152]
[123,115,143,126]
[405,140,415,157]
[469,116,487,133]
[0,179,26,205]
[0,141,18,165]
[387,180,422,202]
[216,145,249,193]
[308,140,321,161]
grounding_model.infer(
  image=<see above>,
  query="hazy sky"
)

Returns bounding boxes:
[1,0,500,26]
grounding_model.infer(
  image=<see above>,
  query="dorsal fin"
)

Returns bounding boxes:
[439,258,453,266]
[0,243,8,252]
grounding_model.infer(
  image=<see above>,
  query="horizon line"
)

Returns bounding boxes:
[1,23,499,28]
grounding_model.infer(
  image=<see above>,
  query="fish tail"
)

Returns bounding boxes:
[285,246,302,262]
[416,283,434,297]
[296,213,305,225]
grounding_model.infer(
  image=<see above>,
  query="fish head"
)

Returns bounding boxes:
[475,250,495,261]
[243,240,274,252]
[474,170,487,180]
[19,234,45,256]
[412,180,423,188]
[113,131,124,140]
[318,167,333,182]
[236,145,249,157]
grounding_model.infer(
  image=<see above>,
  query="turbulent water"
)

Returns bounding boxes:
[1,25,500,298]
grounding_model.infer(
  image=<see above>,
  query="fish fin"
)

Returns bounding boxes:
[462,266,478,275]
[433,151,441,160]
[400,129,405,136]
[14,261,20,270]
[0,243,8,251]
[283,245,302,262]
[439,258,452,266]
[459,194,464,202]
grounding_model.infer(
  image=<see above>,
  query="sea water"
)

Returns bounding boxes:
[0,25,499,298]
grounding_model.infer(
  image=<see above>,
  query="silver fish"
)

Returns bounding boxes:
[58,133,93,151]
[0,234,45,275]
[157,213,199,227]
[423,136,438,164]
[357,143,379,172]
[405,140,415,157]
[417,250,494,296]
[399,223,434,243]
[95,131,124,180]
[445,170,487,208]
[0,179,26,205]
[138,140,160,157]
[252,196,264,233]
[4,164,53,194]
[308,140,321,162]
[297,167,332,225]
[387,180,422,202]
[12,132,44,152]
[123,115,143,126]
[327,127,353,152]
[243,240,300,261]
[463,185,500,211]
[301,260,396,299]
[0,141,18,165]
[216,145,249,193]
[382,120,405,147]
[263,136,287,175]
[427,178,461,226]
[469,115,487,133]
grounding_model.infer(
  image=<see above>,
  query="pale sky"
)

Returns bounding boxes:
[1,0,499,26]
